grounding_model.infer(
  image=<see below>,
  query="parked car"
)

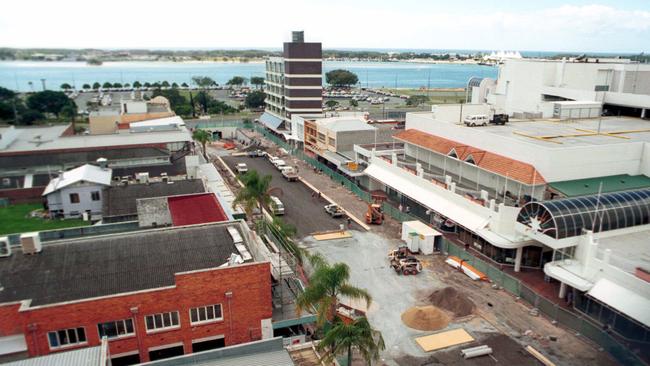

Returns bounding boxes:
[463,114,489,127]
[490,114,509,125]
[247,149,265,157]
[270,196,285,215]
[273,159,286,170]
[235,163,248,174]
[280,166,298,181]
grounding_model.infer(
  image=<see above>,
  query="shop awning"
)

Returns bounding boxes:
[364,162,490,232]
[588,278,650,328]
[259,112,285,131]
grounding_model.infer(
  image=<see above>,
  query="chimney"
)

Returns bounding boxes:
[97,157,108,170]
[292,31,304,43]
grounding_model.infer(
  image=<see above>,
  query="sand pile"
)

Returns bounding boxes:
[401,305,450,331]
[428,287,475,317]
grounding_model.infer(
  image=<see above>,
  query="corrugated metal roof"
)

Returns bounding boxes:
[260,112,285,131]
[42,164,113,196]
[158,349,294,366]
[4,345,103,366]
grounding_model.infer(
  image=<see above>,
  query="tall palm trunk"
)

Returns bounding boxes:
[347,344,352,366]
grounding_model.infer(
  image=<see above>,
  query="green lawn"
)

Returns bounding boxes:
[0,203,89,236]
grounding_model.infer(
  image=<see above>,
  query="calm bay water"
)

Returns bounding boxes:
[0,60,497,91]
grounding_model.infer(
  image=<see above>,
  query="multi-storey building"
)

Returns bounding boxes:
[260,31,323,134]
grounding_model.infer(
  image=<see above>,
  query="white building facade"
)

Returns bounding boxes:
[42,164,112,218]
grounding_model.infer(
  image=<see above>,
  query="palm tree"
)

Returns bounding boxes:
[192,129,212,159]
[232,170,281,219]
[318,317,385,366]
[297,254,372,326]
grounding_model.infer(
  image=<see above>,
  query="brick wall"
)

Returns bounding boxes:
[0,187,45,204]
[0,262,272,363]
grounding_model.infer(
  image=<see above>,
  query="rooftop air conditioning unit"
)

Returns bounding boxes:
[136,172,149,183]
[0,236,11,258]
[20,232,42,255]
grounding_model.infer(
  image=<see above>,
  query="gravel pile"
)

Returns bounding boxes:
[401,305,450,331]
[428,287,475,318]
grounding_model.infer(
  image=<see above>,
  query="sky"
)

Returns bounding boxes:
[1,0,649,53]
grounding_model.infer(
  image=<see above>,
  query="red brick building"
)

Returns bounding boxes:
[0,223,272,365]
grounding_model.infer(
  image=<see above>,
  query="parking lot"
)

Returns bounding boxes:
[221,155,361,238]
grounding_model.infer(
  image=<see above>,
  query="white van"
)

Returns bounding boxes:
[463,114,489,127]
[270,196,285,215]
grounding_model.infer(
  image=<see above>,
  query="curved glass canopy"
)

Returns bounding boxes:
[516,188,650,240]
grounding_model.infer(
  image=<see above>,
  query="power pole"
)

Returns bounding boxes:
[40,78,46,91]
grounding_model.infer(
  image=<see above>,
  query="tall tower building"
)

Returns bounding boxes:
[261,31,323,133]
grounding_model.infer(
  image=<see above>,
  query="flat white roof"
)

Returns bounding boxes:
[0,335,27,357]
[0,125,191,154]
[316,116,375,132]
[588,278,650,328]
[403,220,441,236]
[597,230,650,274]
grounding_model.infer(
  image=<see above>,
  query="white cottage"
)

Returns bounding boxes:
[42,164,112,219]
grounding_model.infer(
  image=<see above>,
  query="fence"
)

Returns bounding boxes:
[441,240,645,366]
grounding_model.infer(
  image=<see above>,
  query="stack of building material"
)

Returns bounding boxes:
[445,256,487,281]
[461,345,493,359]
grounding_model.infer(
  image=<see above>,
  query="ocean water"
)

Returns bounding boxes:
[0,60,497,92]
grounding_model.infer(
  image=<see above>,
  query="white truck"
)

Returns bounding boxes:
[280,166,299,182]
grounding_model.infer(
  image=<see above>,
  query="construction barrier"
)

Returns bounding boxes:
[441,240,644,366]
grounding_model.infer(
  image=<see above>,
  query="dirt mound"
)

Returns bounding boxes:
[428,287,475,318]
[401,305,450,331]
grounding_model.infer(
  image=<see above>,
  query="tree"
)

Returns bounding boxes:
[133,81,142,88]
[60,83,73,90]
[82,84,91,90]
[151,88,189,110]
[26,91,71,118]
[124,83,131,88]
[92,82,101,90]
[349,99,358,108]
[152,82,161,88]
[19,110,44,125]
[326,69,359,87]
[174,104,193,117]
[113,82,123,88]
[0,87,18,122]
[406,95,429,106]
[226,76,246,87]
[250,76,265,89]
[161,81,170,88]
[60,102,78,132]
[181,82,189,88]
[245,90,265,109]
[232,170,281,219]
[171,82,179,89]
[317,317,385,366]
[144,82,152,88]
[192,76,216,89]
[102,82,112,89]
[297,254,372,326]
[192,129,212,159]
[325,100,339,109]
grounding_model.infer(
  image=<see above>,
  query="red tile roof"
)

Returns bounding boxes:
[394,129,545,185]
[167,193,229,226]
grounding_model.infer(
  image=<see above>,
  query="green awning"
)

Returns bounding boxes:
[549,174,650,197]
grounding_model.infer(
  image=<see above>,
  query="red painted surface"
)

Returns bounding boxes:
[0,262,272,363]
[167,193,228,227]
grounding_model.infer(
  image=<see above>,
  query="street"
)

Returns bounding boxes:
[222,155,360,238]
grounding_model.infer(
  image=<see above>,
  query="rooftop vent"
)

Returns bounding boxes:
[97,157,108,169]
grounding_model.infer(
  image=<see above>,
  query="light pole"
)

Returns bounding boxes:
[40,78,46,91]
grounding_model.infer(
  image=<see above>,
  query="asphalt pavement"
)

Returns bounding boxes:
[222,155,360,238]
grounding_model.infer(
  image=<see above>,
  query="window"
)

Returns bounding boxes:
[328,137,336,147]
[145,311,180,332]
[447,149,458,159]
[69,193,80,204]
[98,319,134,339]
[91,191,101,201]
[190,304,223,325]
[48,327,86,349]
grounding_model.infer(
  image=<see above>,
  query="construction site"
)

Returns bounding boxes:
[207,126,625,366]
